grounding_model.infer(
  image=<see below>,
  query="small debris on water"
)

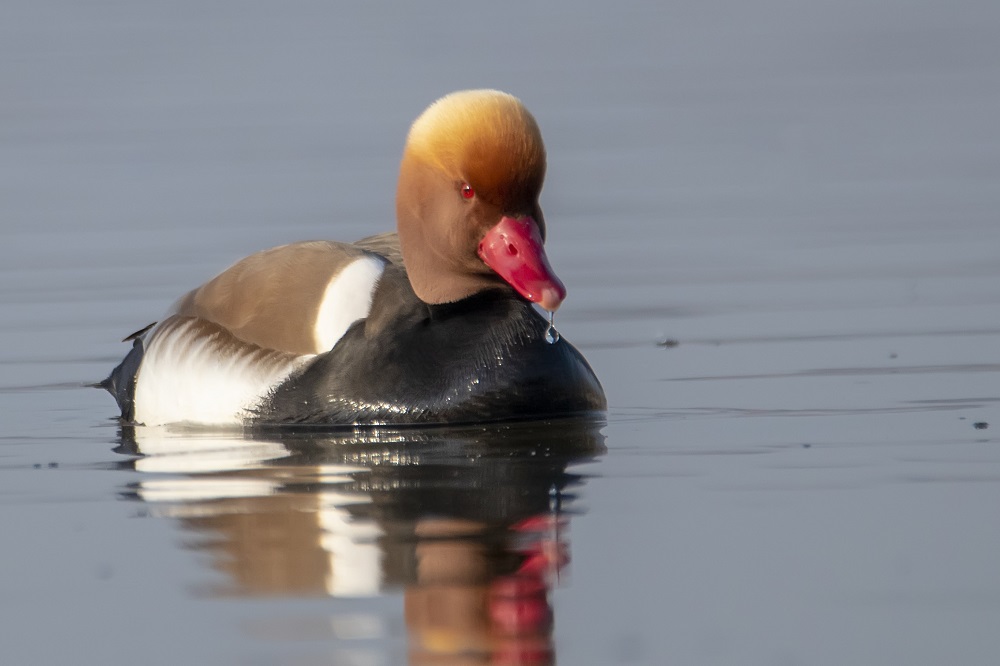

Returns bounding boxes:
[973,422,989,430]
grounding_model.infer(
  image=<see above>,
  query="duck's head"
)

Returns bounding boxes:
[396,89,566,312]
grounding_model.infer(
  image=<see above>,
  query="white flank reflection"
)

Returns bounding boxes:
[319,491,382,598]
[127,428,384,598]
[137,477,280,503]
[131,428,288,474]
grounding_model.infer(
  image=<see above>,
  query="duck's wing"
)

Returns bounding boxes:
[170,240,388,355]
[354,232,402,266]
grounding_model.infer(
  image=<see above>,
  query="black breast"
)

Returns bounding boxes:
[254,270,606,426]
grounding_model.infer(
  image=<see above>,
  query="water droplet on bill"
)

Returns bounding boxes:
[544,311,560,344]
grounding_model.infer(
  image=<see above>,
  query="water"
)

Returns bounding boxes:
[545,311,560,344]
[3,2,1000,664]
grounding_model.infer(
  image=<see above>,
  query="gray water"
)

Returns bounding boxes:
[3,2,1000,664]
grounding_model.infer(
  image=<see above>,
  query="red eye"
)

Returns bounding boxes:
[460,183,475,200]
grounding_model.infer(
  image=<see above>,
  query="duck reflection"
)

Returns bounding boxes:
[115,419,604,664]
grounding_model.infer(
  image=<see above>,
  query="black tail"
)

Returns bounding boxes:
[98,330,149,422]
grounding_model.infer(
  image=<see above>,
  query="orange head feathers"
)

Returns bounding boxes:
[402,90,546,207]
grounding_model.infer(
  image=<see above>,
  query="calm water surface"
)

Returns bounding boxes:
[2,2,1000,664]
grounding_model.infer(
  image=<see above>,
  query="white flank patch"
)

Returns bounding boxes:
[134,318,313,426]
[314,254,385,351]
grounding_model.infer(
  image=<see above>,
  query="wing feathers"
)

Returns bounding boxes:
[171,241,384,354]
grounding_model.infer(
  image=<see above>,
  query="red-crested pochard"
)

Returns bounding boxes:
[103,90,606,426]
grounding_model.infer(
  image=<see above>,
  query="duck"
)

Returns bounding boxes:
[102,89,606,427]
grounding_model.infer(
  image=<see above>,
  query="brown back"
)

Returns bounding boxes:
[171,241,372,355]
